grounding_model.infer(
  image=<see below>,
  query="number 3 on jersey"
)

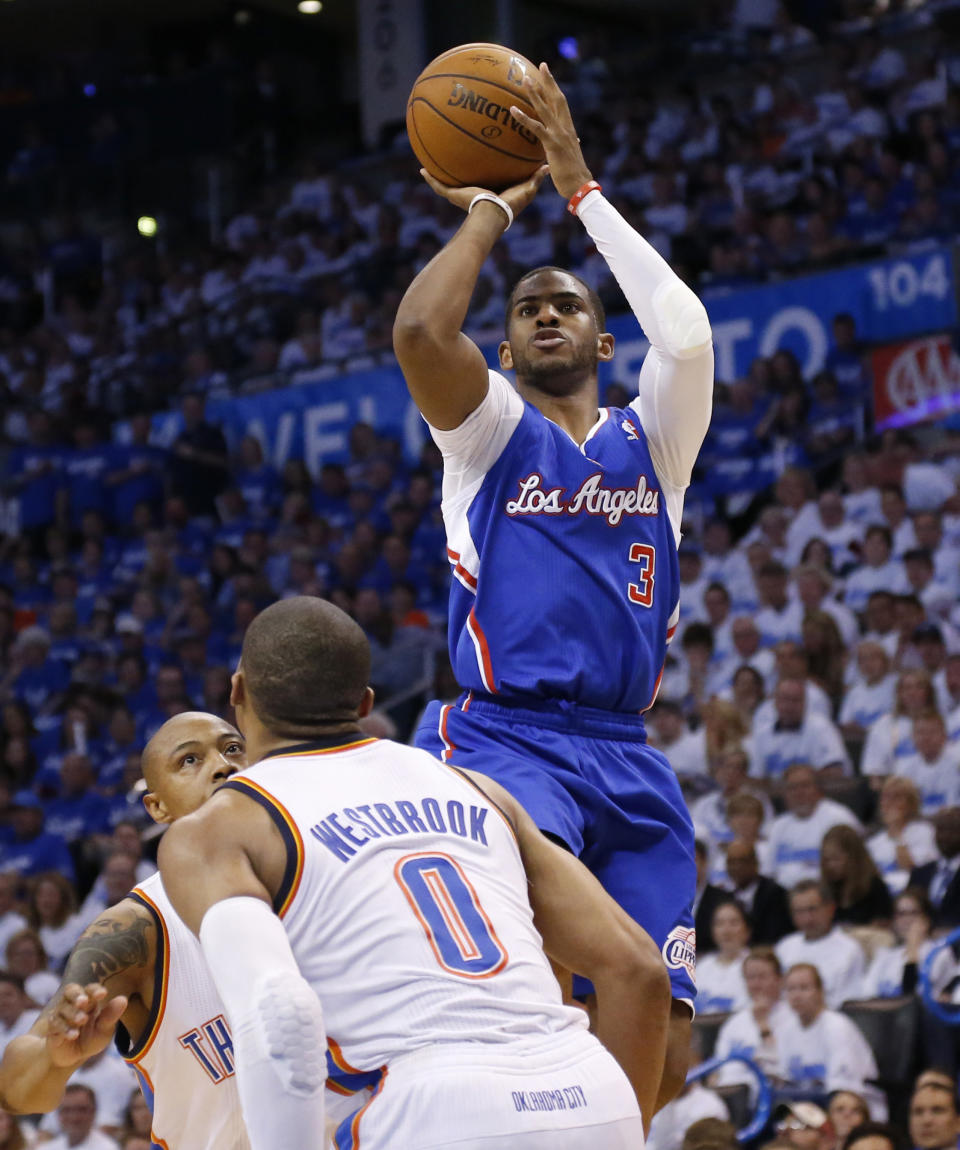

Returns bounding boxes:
[628,543,655,607]
[395,852,508,979]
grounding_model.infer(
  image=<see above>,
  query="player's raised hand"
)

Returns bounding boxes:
[41,983,128,1069]
[419,164,550,220]
[509,63,594,200]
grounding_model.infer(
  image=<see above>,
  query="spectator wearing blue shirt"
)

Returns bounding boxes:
[5,627,70,714]
[0,791,74,882]
[43,752,111,845]
[104,412,167,525]
[234,435,283,520]
[4,412,64,546]
[62,421,113,529]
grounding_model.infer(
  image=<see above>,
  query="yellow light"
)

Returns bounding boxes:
[298,0,322,12]
[137,216,158,238]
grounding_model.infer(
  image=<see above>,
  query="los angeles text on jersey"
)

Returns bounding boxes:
[505,472,660,527]
[310,796,490,863]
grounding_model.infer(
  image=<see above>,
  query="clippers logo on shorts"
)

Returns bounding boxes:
[662,926,697,982]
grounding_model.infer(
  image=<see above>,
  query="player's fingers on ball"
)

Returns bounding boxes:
[508,105,542,137]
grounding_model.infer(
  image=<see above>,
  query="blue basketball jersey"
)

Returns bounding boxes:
[442,383,680,714]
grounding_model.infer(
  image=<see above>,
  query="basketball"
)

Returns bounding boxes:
[406,43,546,191]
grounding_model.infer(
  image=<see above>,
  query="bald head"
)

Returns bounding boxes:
[142,711,238,791]
[239,597,371,736]
[139,712,245,827]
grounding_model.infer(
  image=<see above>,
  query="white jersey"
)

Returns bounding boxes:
[229,735,640,1149]
[118,874,251,1150]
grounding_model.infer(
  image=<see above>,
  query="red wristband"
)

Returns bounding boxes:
[567,180,602,215]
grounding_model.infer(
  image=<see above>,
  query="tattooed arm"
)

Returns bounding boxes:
[0,897,155,1115]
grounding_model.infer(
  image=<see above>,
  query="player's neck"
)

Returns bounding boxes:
[518,380,602,446]
[244,723,364,765]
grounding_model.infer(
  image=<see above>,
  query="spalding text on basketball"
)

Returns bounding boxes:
[446,84,540,146]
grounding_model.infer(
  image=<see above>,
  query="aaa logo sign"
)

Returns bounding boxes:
[871,334,960,430]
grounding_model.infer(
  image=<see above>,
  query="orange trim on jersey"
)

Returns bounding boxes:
[349,1066,388,1148]
[467,607,497,694]
[446,546,478,591]
[125,890,170,1065]
[135,1064,171,1149]
[268,738,378,760]
[327,1035,368,1077]
[462,691,473,712]
[225,778,305,918]
[327,1078,354,1097]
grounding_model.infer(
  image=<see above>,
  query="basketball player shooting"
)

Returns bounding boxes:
[393,61,714,1109]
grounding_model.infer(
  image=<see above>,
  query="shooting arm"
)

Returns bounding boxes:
[577,192,714,491]
[0,900,150,1114]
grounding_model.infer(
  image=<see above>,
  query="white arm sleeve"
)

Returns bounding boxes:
[200,897,327,1150]
[576,191,714,491]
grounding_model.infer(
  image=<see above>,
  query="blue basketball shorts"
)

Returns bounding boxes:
[415,693,697,1007]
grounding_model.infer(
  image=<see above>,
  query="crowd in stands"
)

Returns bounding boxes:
[0,0,958,1145]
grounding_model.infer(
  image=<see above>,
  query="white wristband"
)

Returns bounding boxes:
[468,192,513,231]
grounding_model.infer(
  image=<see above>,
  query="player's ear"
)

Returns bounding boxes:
[358,686,375,718]
[143,789,172,825]
[498,340,514,371]
[597,332,615,362]
[230,668,246,709]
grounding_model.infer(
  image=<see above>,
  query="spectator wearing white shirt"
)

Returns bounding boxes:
[807,492,863,573]
[697,901,751,1015]
[0,874,27,963]
[862,590,900,660]
[6,928,60,1003]
[934,653,960,718]
[793,564,859,650]
[44,1084,120,1150]
[751,681,850,783]
[840,642,896,746]
[844,526,909,615]
[755,561,804,649]
[703,583,736,671]
[880,485,918,558]
[691,748,773,856]
[905,552,955,620]
[713,947,795,1092]
[900,712,960,816]
[867,776,938,895]
[861,887,957,999]
[0,973,39,1058]
[711,618,776,696]
[25,872,86,973]
[778,963,881,1112]
[779,467,826,567]
[648,700,709,782]
[842,454,882,527]
[768,765,862,889]
[861,669,939,781]
[758,643,834,724]
[701,521,754,596]
[678,545,710,625]
[730,666,767,734]
[776,882,866,1008]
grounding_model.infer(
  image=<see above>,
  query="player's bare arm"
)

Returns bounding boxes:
[157,788,283,932]
[393,165,547,430]
[462,769,671,1133]
[0,897,154,1115]
[159,786,327,1150]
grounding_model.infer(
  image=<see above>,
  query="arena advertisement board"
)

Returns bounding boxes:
[602,245,957,386]
[871,333,960,431]
[141,244,959,471]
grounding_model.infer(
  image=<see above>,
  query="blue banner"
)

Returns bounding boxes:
[603,244,957,386]
[142,245,957,471]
